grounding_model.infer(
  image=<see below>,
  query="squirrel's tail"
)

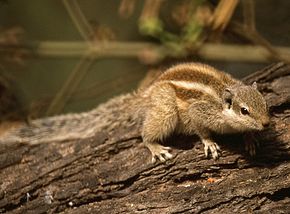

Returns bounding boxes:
[0,93,143,145]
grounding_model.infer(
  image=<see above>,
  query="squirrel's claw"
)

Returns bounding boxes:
[202,139,220,160]
[145,143,173,163]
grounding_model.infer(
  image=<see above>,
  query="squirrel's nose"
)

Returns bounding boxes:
[262,118,270,128]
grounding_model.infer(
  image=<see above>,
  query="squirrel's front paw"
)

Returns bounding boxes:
[145,142,173,163]
[202,139,220,160]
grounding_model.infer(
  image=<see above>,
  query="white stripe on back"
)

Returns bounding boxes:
[168,80,219,99]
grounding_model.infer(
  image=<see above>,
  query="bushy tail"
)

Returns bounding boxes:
[0,93,142,145]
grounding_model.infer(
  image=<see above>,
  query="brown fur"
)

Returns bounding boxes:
[158,63,239,95]
[168,83,204,100]
[141,63,269,162]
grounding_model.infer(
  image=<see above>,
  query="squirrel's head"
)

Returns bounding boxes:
[222,82,270,132]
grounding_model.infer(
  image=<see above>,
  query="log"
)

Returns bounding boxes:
[0,62,290,214]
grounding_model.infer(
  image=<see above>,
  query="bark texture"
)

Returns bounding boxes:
[0,62,290,214]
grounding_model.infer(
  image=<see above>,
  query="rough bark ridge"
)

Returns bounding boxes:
[0,63,290,214]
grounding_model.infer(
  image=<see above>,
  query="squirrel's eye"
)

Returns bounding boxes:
[241,107,249,115]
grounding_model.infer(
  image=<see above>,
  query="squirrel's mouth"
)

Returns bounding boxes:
[251,123,265,131]
[228,122,261,133]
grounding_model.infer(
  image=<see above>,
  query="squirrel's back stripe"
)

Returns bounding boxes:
[158,63,237,94]
[168,81,219,101]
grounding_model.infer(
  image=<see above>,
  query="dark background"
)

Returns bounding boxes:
[0,0,289,119]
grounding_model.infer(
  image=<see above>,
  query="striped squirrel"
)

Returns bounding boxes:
[0,63,270,163]
[140,63,269,162]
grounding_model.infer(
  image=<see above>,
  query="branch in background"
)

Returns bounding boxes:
[27,41,290,63]
[2,41,290,63]
[242,0,255,31]
[237,0,290,63]
[232,23,290,63]
[211,0,239,31]
[46,0,96,115]
[196,43,290,62]
[62,0,93,41]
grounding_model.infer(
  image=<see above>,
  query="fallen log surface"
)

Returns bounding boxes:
[0,62,290,214]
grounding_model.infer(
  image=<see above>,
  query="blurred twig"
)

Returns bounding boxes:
[242,0,288,62]
[229,0,290,63]
[211,0,239,31]
[1,41,289,63]
[242,0,255,31]
[196,43,290,62]
[230,22,288,62]
[46,0,95,116]
[0,41,285,63]
[49,41,290,62]
[62,0,93,41]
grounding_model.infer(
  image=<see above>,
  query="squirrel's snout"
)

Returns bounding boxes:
[261,118,270,128]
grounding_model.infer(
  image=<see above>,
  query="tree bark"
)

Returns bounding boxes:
[0,62,290,214]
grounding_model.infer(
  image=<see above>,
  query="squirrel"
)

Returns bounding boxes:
[139,63,270,162]
[0,63,270,163]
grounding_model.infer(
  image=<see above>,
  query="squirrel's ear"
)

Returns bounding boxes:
[223,88,233,108]
[252,82,258,89]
